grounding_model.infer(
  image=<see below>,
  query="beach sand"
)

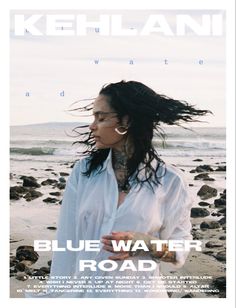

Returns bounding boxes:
[10,155,226,298]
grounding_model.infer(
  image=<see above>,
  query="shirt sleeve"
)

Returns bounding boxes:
[159,170,193,268]
[25,162,80,298]
[49,161,80,276]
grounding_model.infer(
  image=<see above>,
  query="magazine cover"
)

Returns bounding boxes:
[7,1,234,304]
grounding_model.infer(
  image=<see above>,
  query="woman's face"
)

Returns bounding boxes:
[89,94,128,151]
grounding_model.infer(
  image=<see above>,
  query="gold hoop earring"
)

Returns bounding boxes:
[115,126,128,135]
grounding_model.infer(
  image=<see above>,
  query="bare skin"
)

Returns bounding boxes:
[89,95,176,263]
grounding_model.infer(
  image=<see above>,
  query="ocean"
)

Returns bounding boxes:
[10,122,226,174]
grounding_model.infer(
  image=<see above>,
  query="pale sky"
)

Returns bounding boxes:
[10,10,226,126]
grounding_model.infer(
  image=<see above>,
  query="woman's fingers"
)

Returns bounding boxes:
[102,231,133,241]
[108,252,130,261]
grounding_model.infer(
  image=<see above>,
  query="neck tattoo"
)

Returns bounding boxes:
[112,148,131,193]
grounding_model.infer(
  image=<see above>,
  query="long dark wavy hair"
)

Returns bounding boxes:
[70,80,212,190]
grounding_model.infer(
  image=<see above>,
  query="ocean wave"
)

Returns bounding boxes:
[153,140,225,150]
[10,147,56,156]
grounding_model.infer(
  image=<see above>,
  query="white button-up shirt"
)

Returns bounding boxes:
[49,150,193,298]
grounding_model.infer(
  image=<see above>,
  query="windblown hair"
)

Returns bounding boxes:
[71,80,212,190]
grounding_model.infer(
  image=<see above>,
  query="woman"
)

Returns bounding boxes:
[48,80,211,298]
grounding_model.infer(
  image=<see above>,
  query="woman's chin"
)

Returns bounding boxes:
[95,142,109,149]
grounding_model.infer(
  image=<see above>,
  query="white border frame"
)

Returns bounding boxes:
[1,1,235,308]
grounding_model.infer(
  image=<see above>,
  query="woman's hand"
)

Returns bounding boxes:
[101,231,134,260]
[102,231,176,263]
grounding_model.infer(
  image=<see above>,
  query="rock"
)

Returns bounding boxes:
[20,176,41,188]
[47,226,57,230]
[40,267,50,274]
[10,256,18,267]
[217,208,226,215]
[198,201,210,207]
[218,217,226,225]
[41,179,58,186]
[49,191,61,196]
[197,185,218,200]
[211,276,226,293]
[193,159,203,162]
[56,182,66,190]
[59,172,69,176]
[200,221,221,230]
[219,236,226,240]
[45,168,54,171]
[24,268,34,276]
[191,208,210,218]
[47,260,52,266]
[10,186,28,200]
[43,197,59,203]
[15,262,26,272]
[32,269,47,277]
[214,197,226,208]
[215,166,226,172]
[215,251,226,261]
[205,241,224,248]
[203,251,214,255]
[23,188,43,201]
[191,231,204,240]
[194,173,215,181]
[181,293,194,298]
[196,165,214,172]
[59,177,66,183]
[16,273,29,281]
[189,184,194,187]
[20,260,33,267]
[16,246,39,263]
[211,212,221,217]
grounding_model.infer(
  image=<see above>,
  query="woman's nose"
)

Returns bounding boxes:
[89,121,97,131]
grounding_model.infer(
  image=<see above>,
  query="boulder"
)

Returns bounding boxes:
[49,191,61,196]
[197,185,218,200]
[215,166,226,172]
[16,245,39,263]
[200,221,221,230]
[215,250,226,261]
[20,176,40,188]
[196,165,214,173]
[219,235,226,240]
[59,172,69,176]
[218,217,226,225]
[194,173,215,181]
[59,177,66,183]
[47,226,57,230]
[214,197,226,208]
[205,241,224,248]
[198,201,210,207]
[191,208,210,218]
[211,276,226,292]
[10,186,28,200]
[41,179,58,186]
[43,197,59,203]
[56,182,66,190]
[23,188,43,201]
[16,273,29,281]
